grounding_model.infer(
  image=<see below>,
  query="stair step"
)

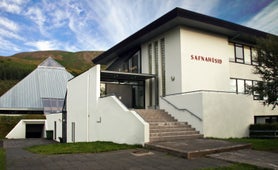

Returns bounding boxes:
[150,131,199,137]
[134,109,202,142]
[150,127,195,133]
[150,134,203,142]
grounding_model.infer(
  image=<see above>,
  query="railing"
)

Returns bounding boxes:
[160,97,202,121]
[164,90,236,97]
[249,130,278,138]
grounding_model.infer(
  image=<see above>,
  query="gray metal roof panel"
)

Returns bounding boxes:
[0,58,73,110]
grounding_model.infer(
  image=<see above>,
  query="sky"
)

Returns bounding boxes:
[0,0,277,56]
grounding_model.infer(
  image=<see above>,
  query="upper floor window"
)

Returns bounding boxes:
[235,44,244,63]
[231,43,258,66]
[116,51,141,73]
[251,47,259,65]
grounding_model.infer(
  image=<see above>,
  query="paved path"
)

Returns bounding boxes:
[4,139,231,170]
[146,139,251,159]
[209,149,278,170]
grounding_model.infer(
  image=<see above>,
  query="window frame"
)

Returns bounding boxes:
[234,43,244,63]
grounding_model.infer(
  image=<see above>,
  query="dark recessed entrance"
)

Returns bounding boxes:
[26,124,44,138]
[101,70,157,109]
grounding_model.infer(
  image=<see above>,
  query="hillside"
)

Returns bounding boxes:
[0,50,102,96]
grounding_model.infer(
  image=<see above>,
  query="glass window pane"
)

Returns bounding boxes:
[235,44,244,63]
[245,80,252,94]
[237,79,245,93]
[230,79,236,92]
[251,48,259,65]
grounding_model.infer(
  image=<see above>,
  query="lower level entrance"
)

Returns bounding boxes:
[25,124,44,138]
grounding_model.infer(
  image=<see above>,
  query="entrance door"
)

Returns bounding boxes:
[25,124,44,138]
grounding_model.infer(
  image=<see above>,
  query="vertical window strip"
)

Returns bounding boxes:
[148,44,152,74]
[154,41,159,75]
[148,44,153,106]
[72,122,75,143]
[160,38,166,96]
[154,41,159,106]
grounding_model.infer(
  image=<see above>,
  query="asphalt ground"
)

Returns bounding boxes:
[3,139,231,170]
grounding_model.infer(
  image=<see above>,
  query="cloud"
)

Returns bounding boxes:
[0,17,19,32]
[244,1,278,35]
[25,40,58,51]
[0,28,24,41]
[0,0,26,14]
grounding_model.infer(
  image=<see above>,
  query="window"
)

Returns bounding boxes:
[160,38,166,96]
[251,48,259,65]
[252,81,263,100]
[231,44,258,66]
[129,52,141,73]
[245,80,252,94]
[230,78,263,100]
[237,79,245,93]
[154,41,159,75]
[42,98,64,114]
[230,79,237,92]
[235,44,244,63]
[117,51,141,73]
[148,44,152,74]
[72,122,75,143]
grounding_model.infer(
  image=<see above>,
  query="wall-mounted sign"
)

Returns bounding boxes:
[191,55,222,64]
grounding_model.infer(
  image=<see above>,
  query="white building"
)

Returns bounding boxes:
[47,8,277,144]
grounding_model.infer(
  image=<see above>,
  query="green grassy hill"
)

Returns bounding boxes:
[0,50,102,96]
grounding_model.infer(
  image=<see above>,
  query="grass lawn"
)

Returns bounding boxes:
[26,141,140,154]
[0,148,5,170]
[203,163,269,170]
[225,138,278,153]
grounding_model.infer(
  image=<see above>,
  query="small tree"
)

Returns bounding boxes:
[253,35,278,108]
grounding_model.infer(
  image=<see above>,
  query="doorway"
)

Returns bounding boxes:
[25,124,44,138]
[105,81,145,109]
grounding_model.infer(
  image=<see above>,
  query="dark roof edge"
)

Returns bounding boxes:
[93,7,274,63]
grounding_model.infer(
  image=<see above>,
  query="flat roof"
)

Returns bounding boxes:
[101,70,156,82]
[93,7,274,65]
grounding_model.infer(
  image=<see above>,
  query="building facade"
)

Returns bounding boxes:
[47,8,277,144]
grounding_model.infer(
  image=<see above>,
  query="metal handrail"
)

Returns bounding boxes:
[164,90,237,97]
[160,97,202,121]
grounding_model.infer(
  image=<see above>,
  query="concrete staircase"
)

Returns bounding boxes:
[134,109,203,142]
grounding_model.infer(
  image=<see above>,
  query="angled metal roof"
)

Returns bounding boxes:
[0,57,73,111]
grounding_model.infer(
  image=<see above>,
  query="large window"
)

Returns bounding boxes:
[231,43,258,66]
[117,51,141,73]
[230,78,262,100]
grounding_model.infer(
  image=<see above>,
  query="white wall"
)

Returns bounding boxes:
[6,119,46,139]
[180,27,231,92]
[161,91,277,138]
[66,65,100,143]
[229,62,261,81]
[160,93,203,134]
[66,65,149,145]
[92,96,149,145]
[45,113,62,142]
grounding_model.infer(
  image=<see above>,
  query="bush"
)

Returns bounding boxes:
[249,123,278,138]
